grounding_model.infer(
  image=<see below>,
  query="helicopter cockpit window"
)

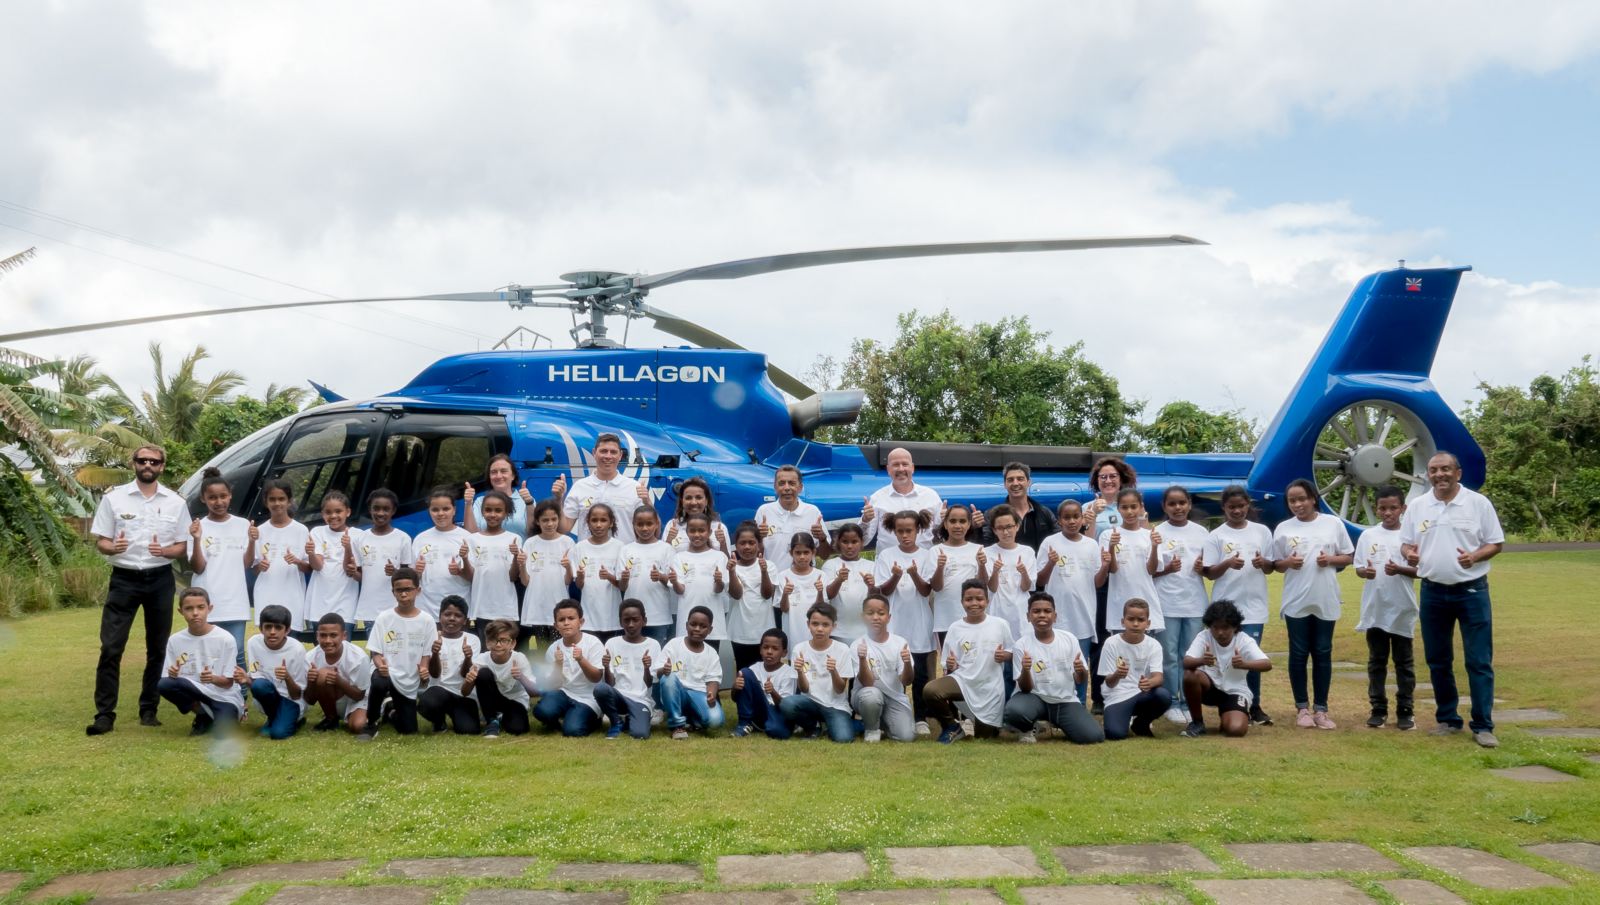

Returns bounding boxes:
[273,412,376,524]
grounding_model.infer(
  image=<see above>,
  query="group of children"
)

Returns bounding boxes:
[157,463,1418,743]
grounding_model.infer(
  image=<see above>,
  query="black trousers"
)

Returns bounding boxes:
[366,674,420,734]
[95,565,175,722]
[474,679,530,734]
[1366,628,1416,718]
[731,641,762,672]
[418,687,481,734]
[1089,583,1110,708]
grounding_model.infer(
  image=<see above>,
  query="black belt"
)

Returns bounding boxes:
[112,564,173,576]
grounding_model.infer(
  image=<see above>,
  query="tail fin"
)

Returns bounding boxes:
[1248,265,1484,523]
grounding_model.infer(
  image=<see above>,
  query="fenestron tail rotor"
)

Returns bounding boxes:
[0,234,1206,397]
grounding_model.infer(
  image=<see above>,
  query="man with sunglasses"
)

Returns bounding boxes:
[86,445,191,736]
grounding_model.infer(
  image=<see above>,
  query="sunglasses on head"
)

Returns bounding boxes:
[134,457,165,466]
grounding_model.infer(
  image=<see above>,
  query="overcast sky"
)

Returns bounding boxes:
[4,2,1599,428]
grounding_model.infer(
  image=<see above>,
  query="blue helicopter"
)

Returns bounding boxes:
[2,237,1483,537]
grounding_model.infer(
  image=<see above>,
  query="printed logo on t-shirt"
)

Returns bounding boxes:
[1419,520,1432,533]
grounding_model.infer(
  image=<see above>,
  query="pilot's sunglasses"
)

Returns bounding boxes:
[134,457,165,466]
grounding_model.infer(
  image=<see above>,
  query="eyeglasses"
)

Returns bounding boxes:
[134,457,165,466]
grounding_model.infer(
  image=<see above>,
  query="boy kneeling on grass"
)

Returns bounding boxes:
[233,603,306,740]
[303,612,372,735]
[1180,599,1273,738]
[158,587,240,736]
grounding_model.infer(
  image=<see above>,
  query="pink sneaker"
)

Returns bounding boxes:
[1313,711,1337,730]
[1295,708,1314,728]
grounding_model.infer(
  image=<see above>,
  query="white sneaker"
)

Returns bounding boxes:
[960,718,974,738]
[650,708,665,727]
[1165,705,1189,725]
[1034,719,1051,735]
[1017,730,1037,744]
[863,729,883,743]
[916,720,932,738]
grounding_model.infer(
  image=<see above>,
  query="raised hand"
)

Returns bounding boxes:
[715,523,728,549]
[1384,559,1402,576]
[992,643,1007,664]
[518,480,533,504]
[969,504,985,528]
[1455,546,1475,569]
[275,662,289,681]
[636,480,650,503]
[1286,550,1305,570]
[975,548,987,569]
[385,558,396,576]
[1150,529,1163,546]
[900,646,913,666]
[1203,645,1217,667]
[189,518,202,540]
[810,518,825,542]
[551,473,568,498]
[944,649,958,674]
[1019,651,1033,673]
[248,520,259,542]
[860,497,874,524]
[1252,551,1271,571]
[665,521,679,545]
[432,633,444,656]
[1315,550,1331,567]
[1192,554,1205,574]
[733,670,745,691]
[462,481,476,505]
[825,655,838,675]
[1231,645,1249,669]
[232,665,249,685]
[112,530,129,554]
[148,533,163,557]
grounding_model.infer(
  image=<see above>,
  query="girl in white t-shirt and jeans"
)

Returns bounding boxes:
[1272,479,1355,730]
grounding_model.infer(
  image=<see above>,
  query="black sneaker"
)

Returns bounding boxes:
[1091,702,1105,717]
[1249,707,1274,726]
[1397,714,1416,731]
[1366,713,1386,729]
[312,716,340,732]
[1131,718,1155,738]
[190,716,214,736]
[85,716,115,736]
[1181,721,1206,738]
[138,712,162,728]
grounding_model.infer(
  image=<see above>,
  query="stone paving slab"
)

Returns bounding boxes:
[27,866,194,901]
[837,890,1006,905]
[1589,754,1600,764]
[659,892,816,905]
[1401,847,1566,890]
[1225,842,1396,873]
[1053,843,1218,875]
[549,862,701,882]
[717,852,869,885]
[205,861,364,887]
[97,887,249,905]
[269,888,435,905]
[1377,879,1467,904]
[379,857,535,879]
[1526,727,1600,738]
[460,892,629,905]
[0,873,26,898]
[1194,878,1375,904]
[1489,765,1578,783]
[1020,885,1183,903]
[1524,841,1600,872]
[1494,708,1565,723]
[885,846,1044,881]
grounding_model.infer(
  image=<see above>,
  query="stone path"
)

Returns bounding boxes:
[1494,708,1565,723]
[1489,765,1578,783]
[10,842,1591,903]
[1526,726,1600,737]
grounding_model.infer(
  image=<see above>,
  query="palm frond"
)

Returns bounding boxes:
[0,246,38,281]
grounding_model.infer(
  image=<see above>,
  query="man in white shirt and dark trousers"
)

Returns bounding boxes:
[1400,451,1505,748]
[87,446,191,736]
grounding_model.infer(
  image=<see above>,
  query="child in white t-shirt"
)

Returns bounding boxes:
[1272,479,1355,730]
[463,491,522,631]
[463,618,536,737]
[362,566,434,739]
[157,587,241,735]
[522,498,577,648]
[533,598,606,737]
[670,513,730,645]
[873,510,936,733]
[655,606,725,738]
[982,504,1037,645]
[1002,591,1102,745]
[1202,485,1277,725]
[929,503,987,644]
[1098,488,1164,636]
[418,596,482,735]
[617,507,673,646]
[1097,598,1169,741]
[351,489,414,630]
[1036,499,1103,701]
[1151,486,1211,725]
[775,532,826,647]
[234,603,306,740]
[1180,599,1273,738]
[726,521,776,670]
[412,487,470,622]
[779,602,860,742]
[851,592,916,742]
[573,503,626,638]
[595,600,663,739]
[306,492,360,637]
[188,468,252,668]
[924,579,1014,743]
[732,627,798,739]
[822,523,873,644]
[303,611,372,734]
[1353,486,1419,730]
[251,478,311,635]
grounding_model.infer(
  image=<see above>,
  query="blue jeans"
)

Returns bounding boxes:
[732,668,793,738]
[594,681,653,739]
[533,689,598,737]
[213,620,248,671]
[1163,617,1204,700]
[778,694,859,743]
[1284,614,1336,711]
[249,678,302,740]
[1420,577,1495,732]
[642,624,674,645]
[1102,688,1171,740]
[1241,624,1265,707]
[654,674,725,732]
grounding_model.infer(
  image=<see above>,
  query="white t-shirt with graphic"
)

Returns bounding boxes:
[727,559,775,645]
[1353,524,1419,637]
[428,632,480,698]
[466,531,520,623]
[854,632,912,710]
[873,546,936,653]
[942,615,1014,727]
[305,641,372,714]
[1203,521,1275,625]
[1153,521,1210,619]
[674,548,730,641]
[1100,526,1164,632]
[164,627,240,709]
[929,542,982,629]
[472,650,534,708]
[822,557,872,643]
[245,633,308,713]
[190,515,251,622]
[775,565,826,648]
[251,519,310,627]
[574,536,626,633]
[367,608,435,699]
[545,632,606,714]
[306,526,359,623]
[1014,630,1086,705]
[603,635,662,707]
[983,543,1038,642]
[522,533,577,627]
[1185,630,1267,706]
[1097,633,1163,707]
[791,638,858,713]
[619,540,675,627]
[412,526,471,621]
[1273,513,1354,621]
[351,528,414,623]
[660,638,722,693]
[1037,533,1100,641]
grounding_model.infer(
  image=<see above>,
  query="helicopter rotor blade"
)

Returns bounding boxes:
[632,235,1207,290]
[0,290,583,343]
[642,304,815,398]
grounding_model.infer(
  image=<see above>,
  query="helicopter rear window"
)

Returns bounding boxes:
[274,412,378,520]
[374,413,506,516]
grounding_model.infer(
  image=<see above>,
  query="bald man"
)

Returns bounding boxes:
[859,447,944,550]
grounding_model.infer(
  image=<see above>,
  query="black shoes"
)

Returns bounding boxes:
[139,711,162,727]
[85,716,114,736]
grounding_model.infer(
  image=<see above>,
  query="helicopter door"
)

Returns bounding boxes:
[370,412,511,520]
[267,411,382,527]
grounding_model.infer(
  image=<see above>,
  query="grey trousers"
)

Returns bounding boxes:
[852,684,916,741]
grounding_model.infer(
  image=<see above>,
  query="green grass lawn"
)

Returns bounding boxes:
[1,553,1597,902]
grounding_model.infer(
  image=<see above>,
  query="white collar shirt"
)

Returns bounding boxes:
[1399,486,1504,584]
[91,481,189,570]
[563,472,646,544]
[863,482,943,550]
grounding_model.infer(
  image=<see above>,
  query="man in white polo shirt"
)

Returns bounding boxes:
[860,447,943,550]
[557,432,649,544]
[86,445,191,736]
[1400,450,1505,748]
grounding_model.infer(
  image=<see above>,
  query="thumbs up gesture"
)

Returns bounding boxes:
[1231,644,1249,669]
[1109,528,1122,548]
[551,473,567,498]
[432,633,443,656]
[733,669,745,691]
[275,662,289,682]
[665,521,679,545]
[232,664,249,685]
[1286,549,1304,570]
[889,561,904,580]
[148,533,163,557]
[113,530,129,554]
[1456,546,1475,569]
[1203,644,1217,667]
[247,520,259,542]
[813,575,824,595]
[715,523,728,549]
[860,496,875,524]
[448,554,464,576]
[1150,528,1163,546]
[384,558,396,575]
[462,481,476,505]
[305,535,316,557]
[935,550,948,571]
[760,516,772,538]
[1019,650,1033,673]
[462,636,472,659]
[1192,554,1205,574]
[518,479,533,504]
[810,518,825,542]
[636,479,650,504]
[944,649,958,674]
[189,518,201,539]
[993,643,1008,664]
